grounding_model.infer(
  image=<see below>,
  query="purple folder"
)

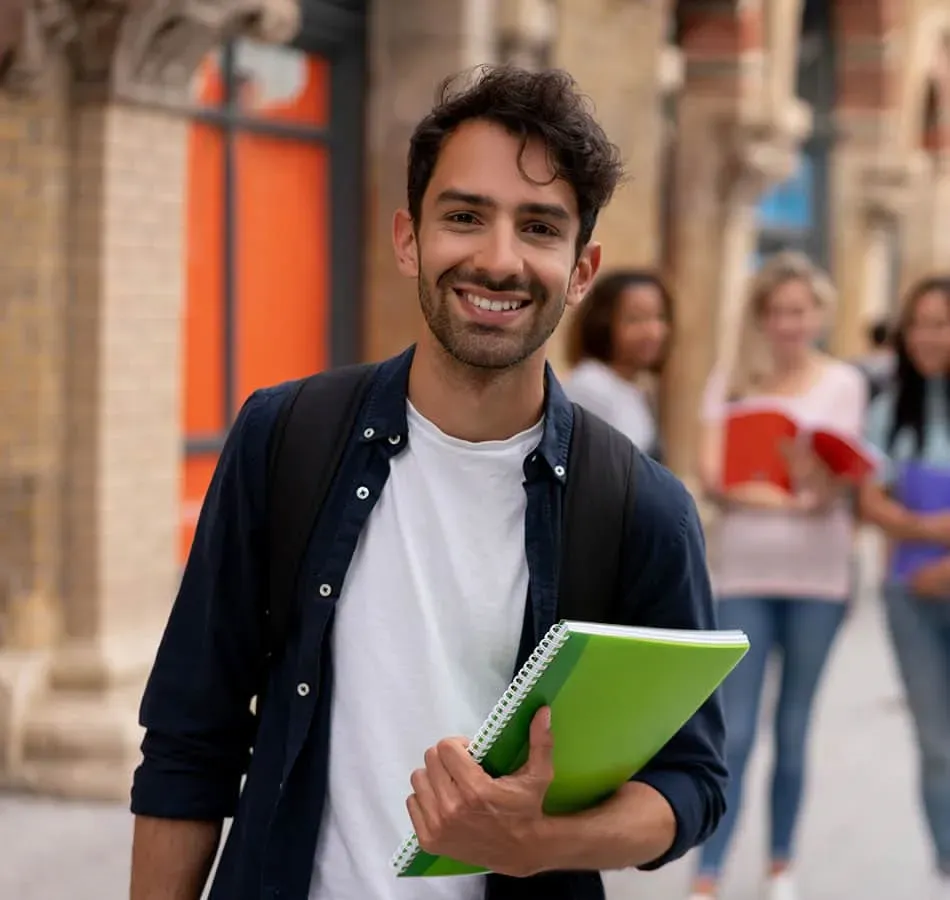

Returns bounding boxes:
[890,460,950,581]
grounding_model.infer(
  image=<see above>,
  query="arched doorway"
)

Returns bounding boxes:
[180,0,367,560]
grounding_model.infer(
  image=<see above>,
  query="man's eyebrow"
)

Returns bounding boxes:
[435,190,570,222]
[435,189,496,208]
[519,202,570,222]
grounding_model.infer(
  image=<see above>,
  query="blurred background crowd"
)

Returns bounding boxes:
[1,0,950,898]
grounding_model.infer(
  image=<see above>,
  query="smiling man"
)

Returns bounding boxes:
[129,66,727,900]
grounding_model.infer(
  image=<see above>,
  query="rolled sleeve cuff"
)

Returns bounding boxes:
[631,768,707,871]
[130,745,242,822]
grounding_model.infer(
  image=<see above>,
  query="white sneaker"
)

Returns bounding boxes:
[767,872,798,900]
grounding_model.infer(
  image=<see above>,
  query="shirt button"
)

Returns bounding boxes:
[356,485,370,500]
[319,583,332,597]
[363,427,375,439]
[554,465,566,478]
[388,434,401,445]
[296,682,310,697]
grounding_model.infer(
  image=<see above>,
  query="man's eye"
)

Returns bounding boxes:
[448,212,479,225]
[525,222,556,236]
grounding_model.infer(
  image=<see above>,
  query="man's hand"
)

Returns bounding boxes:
[407,707,554,877]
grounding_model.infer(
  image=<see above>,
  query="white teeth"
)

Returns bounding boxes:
[463,292,525,312]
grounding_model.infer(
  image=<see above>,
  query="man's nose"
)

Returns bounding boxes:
[472,223,525,280]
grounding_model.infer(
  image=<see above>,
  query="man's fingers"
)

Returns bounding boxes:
[438,739,490,801]
[523,706,555,783]
[409,767,440,836]
[425,744,462,807]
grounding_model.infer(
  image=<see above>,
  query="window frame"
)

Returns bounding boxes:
[182,0,367,457]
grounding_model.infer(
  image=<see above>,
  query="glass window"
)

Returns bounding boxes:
[232,39,329,126]
[756,155,814,232]
[180,43,332,560]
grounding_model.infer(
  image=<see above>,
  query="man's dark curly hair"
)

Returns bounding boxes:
[407,65,625,254]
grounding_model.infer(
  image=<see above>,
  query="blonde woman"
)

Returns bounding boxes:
[689,252,867,900]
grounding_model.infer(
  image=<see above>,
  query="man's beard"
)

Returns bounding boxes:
[418,266,567,371]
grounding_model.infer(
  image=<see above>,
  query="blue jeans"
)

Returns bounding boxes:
[697,596,846,877]
[884,583,950,873]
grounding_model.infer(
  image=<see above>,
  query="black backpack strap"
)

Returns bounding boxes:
[558,403,637,624]
[263,363,377,676]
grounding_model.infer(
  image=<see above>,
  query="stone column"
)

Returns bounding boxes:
[554,0,666,270]
[931,151,950,278]
[661,1,752,487]
[661,1,808,488]
[660,93,735,489]
[546,0,667,376]
[365,0,497,363]
[496,0,555,71]
[829,145,914,358]
[7,0,299,801]
[0,0,74,779]
[897,152,936,300]
[862,214,898,326]
[828,0,901,357]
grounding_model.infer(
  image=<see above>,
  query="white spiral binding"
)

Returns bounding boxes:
[390,620,571,875]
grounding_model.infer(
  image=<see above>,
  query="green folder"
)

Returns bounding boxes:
[390,618,749,878]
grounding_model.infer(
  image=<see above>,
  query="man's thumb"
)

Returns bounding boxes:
[523,706,555,782]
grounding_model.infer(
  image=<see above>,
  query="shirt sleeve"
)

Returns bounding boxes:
[130,383,290,821]
[620,454,728,869]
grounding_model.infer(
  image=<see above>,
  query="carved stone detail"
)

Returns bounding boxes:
[0,1,26,84]
[861,154,929,222]
[496,0,555,72]
[108,0,301,100]
[0,0,77,93]
[0,0,301,101]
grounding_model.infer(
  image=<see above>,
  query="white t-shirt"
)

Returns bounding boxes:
[309,402,543,900]
[564,359,657,454]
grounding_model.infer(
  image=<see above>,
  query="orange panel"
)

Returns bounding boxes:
[234,133,329,405]
[192,52,226,107]
[180,455,219,562]
[233,42,329,126]
[181,111,226,562]
[183,124,226,435]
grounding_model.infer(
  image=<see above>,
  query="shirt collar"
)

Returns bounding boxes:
[358,345,573,483]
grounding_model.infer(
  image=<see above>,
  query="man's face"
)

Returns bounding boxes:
[393,119,600,370]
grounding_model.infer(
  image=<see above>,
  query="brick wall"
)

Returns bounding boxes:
[60,99,185,667]
[0,62,69,651]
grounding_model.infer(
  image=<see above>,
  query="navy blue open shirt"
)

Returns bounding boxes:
[131,347,727,900]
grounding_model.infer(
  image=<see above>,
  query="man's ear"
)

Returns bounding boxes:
[566,242,602,309]
[392,209,419,278]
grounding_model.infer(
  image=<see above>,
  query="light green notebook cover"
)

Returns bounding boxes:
[390,618,749,878]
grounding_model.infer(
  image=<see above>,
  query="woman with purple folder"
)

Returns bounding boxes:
[861,276,950,900]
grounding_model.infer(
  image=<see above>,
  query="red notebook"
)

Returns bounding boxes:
[722,405,882,493]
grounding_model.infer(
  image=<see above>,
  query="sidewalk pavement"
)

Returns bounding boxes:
[0,542,937,899]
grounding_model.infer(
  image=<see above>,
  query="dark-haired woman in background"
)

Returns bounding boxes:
[861,276,950,900]
[564,269,672,461]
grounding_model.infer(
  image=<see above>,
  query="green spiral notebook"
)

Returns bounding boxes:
[390,618,749,878]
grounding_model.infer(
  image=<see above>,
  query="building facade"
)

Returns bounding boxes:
[0,0,946,800]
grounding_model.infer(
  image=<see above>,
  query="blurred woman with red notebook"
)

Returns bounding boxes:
[688,252,867,900]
